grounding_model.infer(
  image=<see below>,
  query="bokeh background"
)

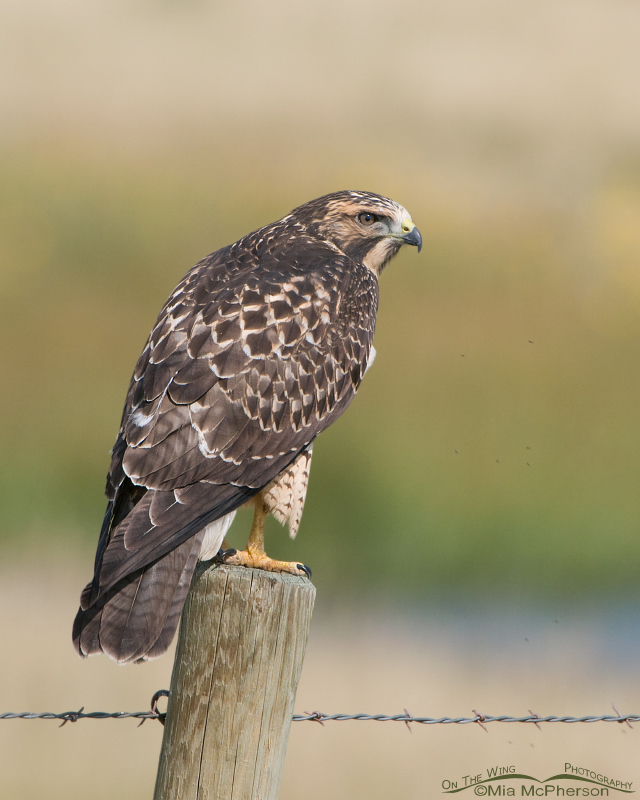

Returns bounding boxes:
[1,0,640,797]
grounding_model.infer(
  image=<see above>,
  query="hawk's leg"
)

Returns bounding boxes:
[221,495,311,578]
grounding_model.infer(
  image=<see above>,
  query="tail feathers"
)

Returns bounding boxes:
[73,530,204,663]
[73,474,273,663]
[144,539,202,660]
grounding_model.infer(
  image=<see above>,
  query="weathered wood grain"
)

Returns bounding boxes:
[153,563,315,800]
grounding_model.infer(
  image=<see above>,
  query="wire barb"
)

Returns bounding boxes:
[302,711,325,726]
[613,703,633,730]
[59,707,84,728]
[403,708,413,733]
[472,710,488,732]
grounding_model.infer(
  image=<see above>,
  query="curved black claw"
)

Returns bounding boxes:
[298,563,312,579]
[220,548,238,561]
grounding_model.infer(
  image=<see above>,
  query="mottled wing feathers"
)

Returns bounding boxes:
[75,220,378,661]
[116,233,378,495]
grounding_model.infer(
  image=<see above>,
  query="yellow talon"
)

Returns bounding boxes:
[221,494,312,577]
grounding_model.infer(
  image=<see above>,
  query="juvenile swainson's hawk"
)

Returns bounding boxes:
[72,191,421,663]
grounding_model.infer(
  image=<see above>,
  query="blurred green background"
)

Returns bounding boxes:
[3,3,640,799]
[1,0,640,603]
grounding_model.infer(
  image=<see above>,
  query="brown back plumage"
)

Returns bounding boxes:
[73,191,414,662]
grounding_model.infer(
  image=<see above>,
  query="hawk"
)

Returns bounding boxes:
[72,190,421,663]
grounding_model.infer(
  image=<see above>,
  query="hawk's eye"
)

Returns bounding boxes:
[357,212,379,226]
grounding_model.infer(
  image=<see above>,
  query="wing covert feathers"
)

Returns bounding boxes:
[118,245,377,494]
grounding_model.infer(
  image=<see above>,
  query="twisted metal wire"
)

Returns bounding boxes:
[292,710,639,728]
[1,692,637,728]
[0,710,161,725]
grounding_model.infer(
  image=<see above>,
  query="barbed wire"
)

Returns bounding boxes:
[0,710,160,725]
[293,710,638,730]
[1,692,637,729]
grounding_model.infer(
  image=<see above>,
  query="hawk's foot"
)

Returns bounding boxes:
[220,548,311,578]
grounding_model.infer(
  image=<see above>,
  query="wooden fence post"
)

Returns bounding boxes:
[153,562,316,800]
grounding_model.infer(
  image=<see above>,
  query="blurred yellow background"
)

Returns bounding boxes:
[1,0,640,796]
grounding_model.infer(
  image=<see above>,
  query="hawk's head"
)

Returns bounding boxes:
[289,190,422,275]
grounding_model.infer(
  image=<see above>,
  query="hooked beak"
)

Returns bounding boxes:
[400,219,422,252]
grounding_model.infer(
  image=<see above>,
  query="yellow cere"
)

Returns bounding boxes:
[401,218,415,233]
